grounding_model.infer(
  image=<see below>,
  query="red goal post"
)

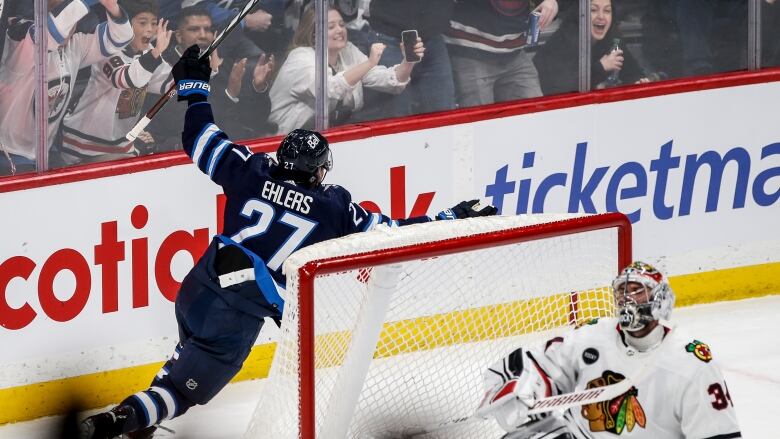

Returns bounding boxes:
[247,212,632,439]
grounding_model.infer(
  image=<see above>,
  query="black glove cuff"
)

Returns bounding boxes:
[186,95,209,105]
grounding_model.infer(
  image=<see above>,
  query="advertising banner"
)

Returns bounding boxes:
[1,82,778,388]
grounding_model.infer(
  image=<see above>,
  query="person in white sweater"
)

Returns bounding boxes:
[268,6,424,134]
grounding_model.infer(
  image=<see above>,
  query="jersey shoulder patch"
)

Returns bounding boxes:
[685,339,713,363]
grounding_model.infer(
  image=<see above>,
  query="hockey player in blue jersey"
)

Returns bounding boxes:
[79,44,496,439]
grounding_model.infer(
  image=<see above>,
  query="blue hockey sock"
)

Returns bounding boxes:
[121,384,187,429]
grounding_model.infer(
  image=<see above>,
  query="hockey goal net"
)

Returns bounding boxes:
[246,212,631,439]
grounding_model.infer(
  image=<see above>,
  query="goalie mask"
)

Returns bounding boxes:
[612,261,675,332]
[276,129,333,187]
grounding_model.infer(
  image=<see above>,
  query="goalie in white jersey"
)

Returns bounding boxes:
[479,261,741,439]
[60,0,173,164]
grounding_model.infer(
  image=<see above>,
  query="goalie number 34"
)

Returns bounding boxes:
[708,382,733,410]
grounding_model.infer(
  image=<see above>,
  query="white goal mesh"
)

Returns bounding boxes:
[246,213,631,439]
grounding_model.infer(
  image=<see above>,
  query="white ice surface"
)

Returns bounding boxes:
[2,295,779,438]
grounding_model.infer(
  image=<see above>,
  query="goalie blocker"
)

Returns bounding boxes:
[477,348,559,433]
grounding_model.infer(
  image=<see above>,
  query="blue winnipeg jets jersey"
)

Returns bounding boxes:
[182,102,431,286]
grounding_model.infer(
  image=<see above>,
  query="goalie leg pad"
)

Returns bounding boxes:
[501,415,576,439]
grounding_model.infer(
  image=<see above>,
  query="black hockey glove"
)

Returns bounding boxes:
[172,44,212,102]
[435,199,498,220]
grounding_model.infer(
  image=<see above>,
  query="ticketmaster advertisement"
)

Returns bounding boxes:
[0,81,778,422]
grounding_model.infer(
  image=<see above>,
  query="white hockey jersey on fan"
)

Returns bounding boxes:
[527,318,742,439]
[0,1,132,160]
[61,46,170,160]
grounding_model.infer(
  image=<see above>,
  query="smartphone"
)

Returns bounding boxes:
[401,30,421,63]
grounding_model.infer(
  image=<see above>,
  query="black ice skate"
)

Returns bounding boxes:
[79,405,143,439]
[122,426,158,439]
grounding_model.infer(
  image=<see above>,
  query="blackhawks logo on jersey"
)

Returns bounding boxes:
[685,339,713,362]
[116,86,148,120]
[581,371,646,435]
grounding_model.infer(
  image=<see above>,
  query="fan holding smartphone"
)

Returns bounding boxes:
[268,7,426,133]
[401,30,423,63]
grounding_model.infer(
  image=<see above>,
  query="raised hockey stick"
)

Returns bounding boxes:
[125,0,261,141]
[408,321,674,437]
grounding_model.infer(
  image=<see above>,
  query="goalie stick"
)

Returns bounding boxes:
[406,322,674,437]
[125,0,261,142]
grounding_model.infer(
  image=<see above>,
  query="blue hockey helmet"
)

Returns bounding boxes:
[277,129,332,172]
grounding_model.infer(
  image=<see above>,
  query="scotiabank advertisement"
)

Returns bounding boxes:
[1,81,778,386]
